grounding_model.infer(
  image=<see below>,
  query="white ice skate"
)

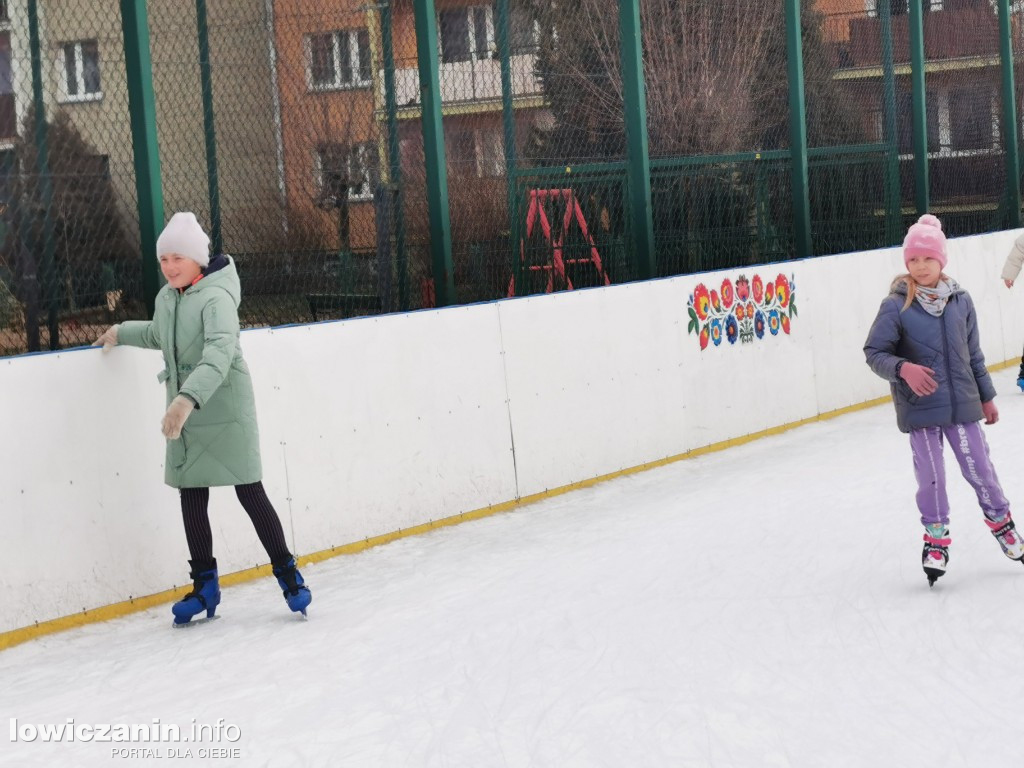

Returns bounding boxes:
[922,524,950,587]
[984,514,1024,561]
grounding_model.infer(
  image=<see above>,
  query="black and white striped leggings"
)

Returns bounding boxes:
[179,482,292,565]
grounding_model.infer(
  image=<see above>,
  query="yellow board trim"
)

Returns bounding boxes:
[1,358,1018,652]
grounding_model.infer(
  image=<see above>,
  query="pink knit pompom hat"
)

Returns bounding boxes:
[903,213,947,268]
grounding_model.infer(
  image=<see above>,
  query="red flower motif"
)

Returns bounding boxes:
[776,274,791,308]
[710,289,721,312]
[781,314,791,335]
[693,284,711,321]
[699,325,709,350]
[752,275,764,304]
[765,281,775,305]
[745,302,755,319]
[735,303,745,319]
[721,279,734,309]
[736,276,750,301]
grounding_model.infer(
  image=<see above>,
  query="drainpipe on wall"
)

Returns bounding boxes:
[27,0,56,348]
[264,0,288,239]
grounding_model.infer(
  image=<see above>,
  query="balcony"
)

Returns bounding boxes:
[838,8,1003,69]
[390,53,543,113]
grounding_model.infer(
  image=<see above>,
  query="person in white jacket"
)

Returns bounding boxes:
[1001,232,1024,391]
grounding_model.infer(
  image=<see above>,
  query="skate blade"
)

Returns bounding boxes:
[924,567,945,587]
[172,614,221,629]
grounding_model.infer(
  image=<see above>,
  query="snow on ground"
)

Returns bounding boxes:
[4,369,1024,768]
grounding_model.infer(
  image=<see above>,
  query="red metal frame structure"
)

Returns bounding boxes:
[508,188,611,297]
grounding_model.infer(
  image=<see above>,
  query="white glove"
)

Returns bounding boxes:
[92,324,120,351]
[162,395,195,440]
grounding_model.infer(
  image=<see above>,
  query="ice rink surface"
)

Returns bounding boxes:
[4,369,1024,767]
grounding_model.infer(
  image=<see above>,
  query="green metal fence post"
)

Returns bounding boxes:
[785,0,812,258]
[412,0,455,306]
[908,0,929,215]
[496,0,523,295]
[618,0,656,279]
[121,0,165,314]
[27,0,57,349]
[998,0,1022,229]
[196,0,223,254]
[380,1,409,311]
[879,0,902,242]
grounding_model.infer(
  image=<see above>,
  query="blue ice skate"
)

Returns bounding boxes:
[172,559,221,627]
[1017,376,1024,392]
[272,558,311,617]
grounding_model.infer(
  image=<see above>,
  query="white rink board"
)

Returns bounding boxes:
[2,228,1024,634]
[675,265,819,452]
[0,306,518,633]
[0,346,274,630]
[498,280,689,498]
[803,247,905,414]
[246,305,518,557]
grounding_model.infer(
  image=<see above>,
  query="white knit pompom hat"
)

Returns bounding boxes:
[156,212,211,267]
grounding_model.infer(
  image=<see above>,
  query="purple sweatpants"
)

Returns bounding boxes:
[909,421,1010,527]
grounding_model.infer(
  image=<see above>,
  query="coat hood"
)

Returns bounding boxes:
[186,254,241,308]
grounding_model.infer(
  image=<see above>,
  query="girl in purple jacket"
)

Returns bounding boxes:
[864,214,1024,586]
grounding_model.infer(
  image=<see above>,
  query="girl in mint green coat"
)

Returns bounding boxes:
[94,212,311,625]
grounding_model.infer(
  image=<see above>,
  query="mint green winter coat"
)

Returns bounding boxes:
[117,256,262,488]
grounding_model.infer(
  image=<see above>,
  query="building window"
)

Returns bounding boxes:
[896,90,939,154]
[476,128,506,177]
[510,4,540,55]
[440,5,494,63]
[0,32,14,138]
[60,40,102,102]
[315,142,373,203]
[306,30,371,90]
[891,86,999,157]
[438,4,537,62]
[948,85,996,151]
[447,128,506,178]
[447,130,476,173]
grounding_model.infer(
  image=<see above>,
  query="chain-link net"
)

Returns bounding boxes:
[3,0,1024,358]
[820,1,1022,246]
[920,0,1008,235]
[640,1,795,275]
[0,0,142,356]
[507,0,634,298]
[1018,4,1024,221]
[807,3,896,255]
[147,1,407,327]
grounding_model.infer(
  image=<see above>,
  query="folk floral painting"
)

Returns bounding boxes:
[687,273,797,350]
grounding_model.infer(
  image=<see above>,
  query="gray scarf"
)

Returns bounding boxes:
[914,277,958,317]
